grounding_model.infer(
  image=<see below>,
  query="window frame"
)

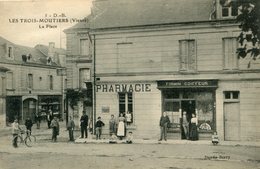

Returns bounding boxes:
[49,75,53,90]
[6,71,14,90]
[28,73,33,89]
[118,92,134,123]
[223,91,240,102]
[79,68,91,89]
[221,3,238,18]
[222,37,239,70]
[179,39,197,72]
[6,45,14,60]
[79,38,89,56]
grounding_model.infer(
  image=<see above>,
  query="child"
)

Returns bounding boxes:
[25,117,33,135]
[12,119,21,148]
[126,131,133,144]
[212,131,219,145]
[109,133,118,144]
[95,117,105,140]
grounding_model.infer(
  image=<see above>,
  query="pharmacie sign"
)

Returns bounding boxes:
[157,80,218,89]
[96,83,152,92]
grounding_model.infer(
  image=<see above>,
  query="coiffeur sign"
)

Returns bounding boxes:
[96,83,152,92]
[157,80,218,88]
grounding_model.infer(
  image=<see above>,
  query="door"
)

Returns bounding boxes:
[224,103,240,140]
[23,99,37,122]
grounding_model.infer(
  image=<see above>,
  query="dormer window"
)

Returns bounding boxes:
[47,57,52,65]
[220,0,238,18]
[6,45,14,60]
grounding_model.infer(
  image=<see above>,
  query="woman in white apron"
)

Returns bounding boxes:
[117,113,125,140]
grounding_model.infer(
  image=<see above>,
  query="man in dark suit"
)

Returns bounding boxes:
[80,111,88,138]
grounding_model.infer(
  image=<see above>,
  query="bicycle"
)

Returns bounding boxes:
[12,130,36,147]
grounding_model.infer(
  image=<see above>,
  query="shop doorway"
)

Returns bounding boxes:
[23,98,37,122]
[181,100,195,121]
[181,100,195,139]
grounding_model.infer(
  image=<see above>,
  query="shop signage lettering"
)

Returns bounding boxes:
[96,84,151,92]
[157,80,218,88]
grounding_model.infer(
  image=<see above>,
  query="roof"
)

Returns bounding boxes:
[89,0,213,29]
[34,44,66,56]
[0,36,61,67]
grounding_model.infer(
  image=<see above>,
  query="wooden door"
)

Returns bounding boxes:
[224,103,240,140]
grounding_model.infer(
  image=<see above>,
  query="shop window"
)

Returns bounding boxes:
[163,90,180,99]
[118,92,133,114]
[79,68,91,89]
[223,37,238,70]
[6,72,13,90]
[179,40,197,72]
[28,74,33,89]
[183,91,195,99]
[224,91,240,101]
[80,39,89,55]
[196,92,215,131]
[49,75,53,90]
[165,101,180,112]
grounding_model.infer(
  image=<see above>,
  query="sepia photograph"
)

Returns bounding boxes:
[0,0,260,169]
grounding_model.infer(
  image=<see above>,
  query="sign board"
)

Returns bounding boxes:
[157,80,218,89]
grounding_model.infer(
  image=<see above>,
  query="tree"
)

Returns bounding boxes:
[221,0,260,67]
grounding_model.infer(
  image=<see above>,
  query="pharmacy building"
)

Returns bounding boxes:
[68,0,260,141]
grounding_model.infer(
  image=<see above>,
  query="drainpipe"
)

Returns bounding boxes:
[93,34,96,135]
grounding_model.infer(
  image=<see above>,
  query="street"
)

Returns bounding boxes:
[0,134,259,169]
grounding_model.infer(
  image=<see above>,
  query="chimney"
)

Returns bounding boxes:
[48,42,55,58]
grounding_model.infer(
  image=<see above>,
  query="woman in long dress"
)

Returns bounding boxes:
[117,113,125,140]
[109,114,117,136]
[190,113,198,141]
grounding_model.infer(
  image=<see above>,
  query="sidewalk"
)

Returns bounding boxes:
[1,122,260,147]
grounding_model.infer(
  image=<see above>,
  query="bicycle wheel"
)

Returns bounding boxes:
[25,135,36,147]
[13,135,23,148]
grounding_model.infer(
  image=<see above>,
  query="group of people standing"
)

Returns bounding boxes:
[72,111,132,142]
[182,111,199,141]
[159,111,199,141]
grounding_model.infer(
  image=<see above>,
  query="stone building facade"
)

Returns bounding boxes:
[66,0,260,141]
[64,20,93,127]
[0,36,66,127]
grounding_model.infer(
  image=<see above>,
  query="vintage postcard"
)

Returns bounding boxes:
[0,0,259,169]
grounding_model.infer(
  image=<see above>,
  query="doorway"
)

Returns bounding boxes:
[181,100,195,139]
[23,98,37,122]
[224,102,240,140]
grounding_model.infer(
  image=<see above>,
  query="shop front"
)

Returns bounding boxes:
[38,95,62,121]
[157,80,218,140]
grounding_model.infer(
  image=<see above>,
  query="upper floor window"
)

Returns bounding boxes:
[28,74,33,89]
[179,40,197,72]
[79,68,91,89]
[117,42,133,73]
[222,2,238,18]
[80,39,89,55]
[49,75,53,90]
[6,72,13,90]
[223,37,238,70]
